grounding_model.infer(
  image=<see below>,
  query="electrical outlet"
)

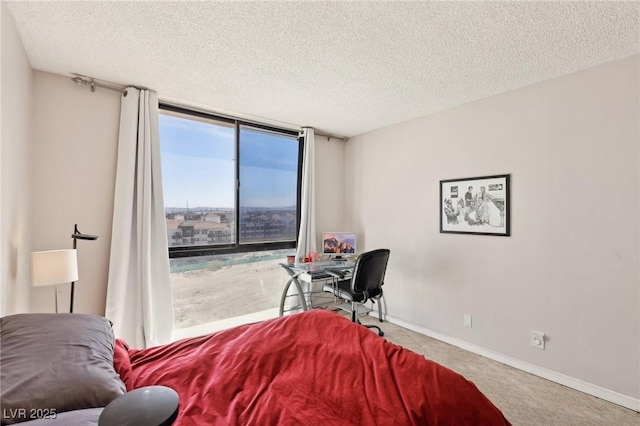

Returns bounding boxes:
[464,314,472,328]
[531,331,545,350]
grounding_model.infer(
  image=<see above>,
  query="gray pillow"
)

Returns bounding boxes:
[0,313,126,424]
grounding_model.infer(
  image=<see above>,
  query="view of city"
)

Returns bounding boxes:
[164,206,297,337]
[165,206,297,247]
[160,109,300,248]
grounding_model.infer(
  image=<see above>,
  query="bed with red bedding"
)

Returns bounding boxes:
[114,310,510,425]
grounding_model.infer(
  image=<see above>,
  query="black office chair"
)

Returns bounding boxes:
[323,248,390,336]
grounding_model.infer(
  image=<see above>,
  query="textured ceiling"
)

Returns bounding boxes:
[6,1,640,137]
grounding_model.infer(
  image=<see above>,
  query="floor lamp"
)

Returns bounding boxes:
[32,249,78,313]
[70,224,99,313]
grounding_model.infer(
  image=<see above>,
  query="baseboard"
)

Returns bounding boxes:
[383,314,640,412]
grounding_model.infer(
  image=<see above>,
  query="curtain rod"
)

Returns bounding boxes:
[71,73,349,141]
[161,100,348,141]
[160,99,302,134]
[70,73,145,94]
[309,130,349,142]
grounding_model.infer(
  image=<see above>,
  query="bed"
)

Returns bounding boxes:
[1,310,510,425]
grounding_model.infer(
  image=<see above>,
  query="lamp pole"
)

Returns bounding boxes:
[70,224,98,313]
[70,236,77,313]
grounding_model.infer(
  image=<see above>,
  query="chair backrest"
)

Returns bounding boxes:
[350,249,390,294]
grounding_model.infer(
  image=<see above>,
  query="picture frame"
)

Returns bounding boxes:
[440,174,510,236]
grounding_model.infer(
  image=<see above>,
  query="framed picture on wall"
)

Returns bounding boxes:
[440,174,510,236]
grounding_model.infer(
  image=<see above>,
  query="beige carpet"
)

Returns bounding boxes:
[359,317,639,426]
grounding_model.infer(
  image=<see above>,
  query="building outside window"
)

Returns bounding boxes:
[159,106,302,339]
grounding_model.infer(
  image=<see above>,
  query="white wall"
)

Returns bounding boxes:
[314,135,346,246]
[1,4,33,316]
[31,71,121,314]
[345,55,639,401]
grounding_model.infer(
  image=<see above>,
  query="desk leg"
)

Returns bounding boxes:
[279,274,308,316]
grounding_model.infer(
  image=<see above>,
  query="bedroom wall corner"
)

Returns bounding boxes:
[1,4,34,316]
[30,71,121,315]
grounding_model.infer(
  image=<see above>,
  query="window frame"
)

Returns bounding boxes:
[160,103,303,259]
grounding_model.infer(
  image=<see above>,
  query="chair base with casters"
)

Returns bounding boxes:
[322,249,390,337]
[354,302,384,337]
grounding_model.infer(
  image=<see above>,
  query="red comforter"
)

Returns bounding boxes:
[114,310,510,425]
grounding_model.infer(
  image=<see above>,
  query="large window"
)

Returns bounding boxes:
[159,105,302,257]
[159,105,301,338]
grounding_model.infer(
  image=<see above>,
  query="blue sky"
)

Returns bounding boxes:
[159,113,298,208]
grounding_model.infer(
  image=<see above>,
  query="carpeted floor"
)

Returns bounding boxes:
[360,317,639,426]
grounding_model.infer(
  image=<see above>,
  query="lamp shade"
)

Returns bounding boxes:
[31,249,79,287]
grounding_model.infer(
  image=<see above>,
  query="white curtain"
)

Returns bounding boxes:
[283,128,317,315]
[295,127,317,260]
[105,88,173,348]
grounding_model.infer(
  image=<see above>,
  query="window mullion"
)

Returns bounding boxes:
[234,121,241,249]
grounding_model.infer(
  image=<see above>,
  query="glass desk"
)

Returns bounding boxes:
[279,259,355,316]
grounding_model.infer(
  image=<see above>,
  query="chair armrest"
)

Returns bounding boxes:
[325,268,347,279]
